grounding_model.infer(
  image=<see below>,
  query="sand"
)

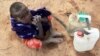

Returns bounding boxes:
[0,0,100,56]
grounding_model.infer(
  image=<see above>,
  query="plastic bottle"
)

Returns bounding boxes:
[67,12,91,36]
[73,27,100,52]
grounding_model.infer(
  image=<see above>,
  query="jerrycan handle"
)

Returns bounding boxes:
[86,18,91,30]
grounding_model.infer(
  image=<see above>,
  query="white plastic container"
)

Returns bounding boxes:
[67,13,91,36]
[73,27,100,52]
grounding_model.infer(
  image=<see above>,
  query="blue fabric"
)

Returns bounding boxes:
[11,8,51,39]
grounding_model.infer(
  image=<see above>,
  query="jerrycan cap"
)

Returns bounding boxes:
[77,31,84,37]
[77,11,91,23]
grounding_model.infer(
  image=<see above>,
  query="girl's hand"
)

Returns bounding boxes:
[32,15,41,25]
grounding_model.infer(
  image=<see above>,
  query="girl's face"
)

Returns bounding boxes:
[18,8,33,24]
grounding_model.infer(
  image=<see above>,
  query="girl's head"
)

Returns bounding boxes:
[10,2,33,23]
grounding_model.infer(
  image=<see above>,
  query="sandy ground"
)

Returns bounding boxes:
[0,0,100,56]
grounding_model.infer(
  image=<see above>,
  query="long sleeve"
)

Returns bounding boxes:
[11,18,39,39]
